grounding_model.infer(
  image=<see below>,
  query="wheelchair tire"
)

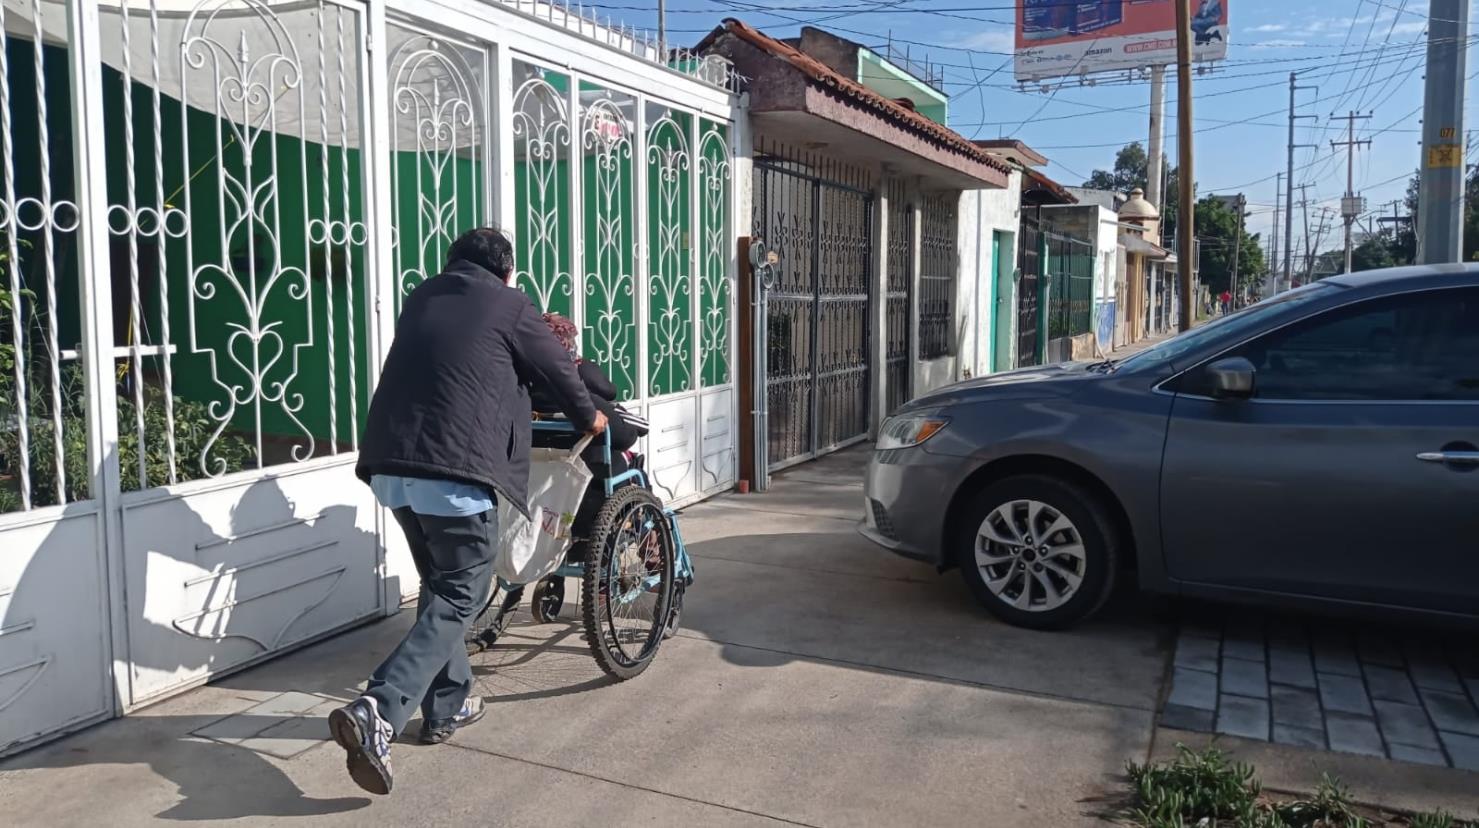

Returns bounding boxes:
[581,485,676,681]
[531,576,565,623]
[466,583,520,655]
[663,584,684,640]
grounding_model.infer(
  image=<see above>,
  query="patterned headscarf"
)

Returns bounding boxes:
[542,312,579,361]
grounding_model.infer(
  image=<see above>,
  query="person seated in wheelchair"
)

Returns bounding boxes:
[529,313,649,555]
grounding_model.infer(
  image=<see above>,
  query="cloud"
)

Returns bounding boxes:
[1391,20,1426,33]
[952,28,1015,54]
[1251,38,1310,47]
[1249,23,1287,32]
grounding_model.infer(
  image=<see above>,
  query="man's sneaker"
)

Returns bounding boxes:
[419,695,486,744]
[328,696,394,795]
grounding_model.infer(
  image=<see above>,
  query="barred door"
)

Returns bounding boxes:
[753,148,872,471]
[884,181,912,415]
[1017,219,1042,367]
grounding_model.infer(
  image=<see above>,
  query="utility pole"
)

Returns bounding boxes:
[1297,183,1313,284]
[658,0,668,56]
[1418,0,1469,263]
[1271,172,1282,296]
[1147,65,1167,211]
[1229,194,1245,307]
[1329,111,1372,273]
[1285,73,1319,293]
[1175,0,1195,331]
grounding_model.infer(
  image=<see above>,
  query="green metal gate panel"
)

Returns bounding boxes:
[580,83,638,400]
[698,120,730,389]
[512,61,572,319]
[644,104,692,398]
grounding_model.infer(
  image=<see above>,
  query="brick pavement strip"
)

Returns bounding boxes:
[1356,634,1406,669]
[1169,667,1218,711]
[1268,647,1317,690]
[1221,635,1266,663]
[1173,633,1220,673]
[1420,689,1479,737]
[1318,673,1374,716]
[1313,636,1363,677]
[1386,743,1449,768]
[1362,664,1421,705]
[1325,711,1386,758]
[1272,723,1327,750]
[1221,656,1270,699]
[1372,700,1442,750]
[1438,731,1479,772]
[1161,703,1215,732]
[1217,694,1271,741]
[1408,657,1466,694]
[1270,684,1322,731]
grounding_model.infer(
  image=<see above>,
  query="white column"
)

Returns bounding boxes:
[869,175,887,435]
[66,0,127,712]
[362,0,398,615]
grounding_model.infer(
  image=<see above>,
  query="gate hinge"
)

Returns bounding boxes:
[365,32,374,53]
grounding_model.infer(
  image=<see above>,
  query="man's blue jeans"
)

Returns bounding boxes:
[365,507,496,734]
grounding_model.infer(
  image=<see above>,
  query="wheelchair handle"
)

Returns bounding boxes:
[531,418,613,467]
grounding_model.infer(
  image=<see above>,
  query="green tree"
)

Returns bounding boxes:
[1193,196,1265,294]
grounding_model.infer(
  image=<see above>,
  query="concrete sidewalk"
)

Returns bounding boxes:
[1,448,1474,825]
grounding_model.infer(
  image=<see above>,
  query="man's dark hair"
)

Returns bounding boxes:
[447,227,515,279]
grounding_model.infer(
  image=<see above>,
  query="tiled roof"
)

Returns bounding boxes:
[1021,167,1078,204]
[701,19,1011,176]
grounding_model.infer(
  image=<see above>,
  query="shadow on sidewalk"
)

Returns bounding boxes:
[3,712,371,820]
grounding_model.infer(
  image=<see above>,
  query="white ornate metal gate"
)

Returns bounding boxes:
[0,0,741,754]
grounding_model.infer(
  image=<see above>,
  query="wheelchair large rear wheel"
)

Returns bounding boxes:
[581,486,675,680]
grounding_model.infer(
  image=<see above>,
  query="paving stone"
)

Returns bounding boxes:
[1357,634,1406,668]
[1268,623,1309,651]
[1221,656,1269,699]
[1174,633,1220,672]
[1271,684,1323,730]
[1420,689,1479,737]
[1222,635,1266,663]
[1168,667,1219,711]
[1362,664,1419,705]
[1438,730,1479,771]
[1269,646,1317,689]
[1373,700,1440,750]
[1161,703,1215,732]
[1216,695,1271,741]
[1387,742,1449,767]
[1318,673,1373,716]
[1272,723,1326,750]
[1313,635,1362,677]
[1408,656,1465,694]
[1325,712,1385,758]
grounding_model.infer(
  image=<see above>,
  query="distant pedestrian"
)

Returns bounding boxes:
[1218,289,1232,315]
[330,227,606,795]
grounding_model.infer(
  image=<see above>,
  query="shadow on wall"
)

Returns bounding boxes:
[0,446,389,820]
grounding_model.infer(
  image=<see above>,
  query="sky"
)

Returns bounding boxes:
[577,0,1477,260]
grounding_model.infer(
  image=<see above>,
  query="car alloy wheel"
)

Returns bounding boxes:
[974,499,1086,613]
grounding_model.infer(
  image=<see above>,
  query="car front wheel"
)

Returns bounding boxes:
[957,474,1118,630]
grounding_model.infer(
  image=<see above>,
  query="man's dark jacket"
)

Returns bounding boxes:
[357,260,598,517]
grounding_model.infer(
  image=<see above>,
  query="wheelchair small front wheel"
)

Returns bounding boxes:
[531,575,565,623]
[581,486,675,680]
[663,584,684,640]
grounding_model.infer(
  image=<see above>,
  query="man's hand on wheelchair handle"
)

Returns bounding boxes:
[588,410,609,435]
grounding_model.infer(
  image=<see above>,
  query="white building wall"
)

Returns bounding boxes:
[913,171,1021,397]
[1093,211,1121,355]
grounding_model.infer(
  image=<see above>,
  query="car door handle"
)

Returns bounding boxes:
[1417,451,1479,464]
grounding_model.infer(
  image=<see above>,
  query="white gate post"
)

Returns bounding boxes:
[730,98,751,484]
[65,0,128,713]
[362,0,397,615]
[870,176,887,436]
[493,45,516,250]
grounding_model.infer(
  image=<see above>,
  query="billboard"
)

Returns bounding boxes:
[1014,0,1228,82]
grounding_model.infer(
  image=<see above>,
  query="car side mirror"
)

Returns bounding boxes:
[1207,356,1256,400]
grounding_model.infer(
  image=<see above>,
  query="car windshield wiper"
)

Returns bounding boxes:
[1084,358,1117,373]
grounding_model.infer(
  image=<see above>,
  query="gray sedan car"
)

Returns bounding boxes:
[860,264,1479,629]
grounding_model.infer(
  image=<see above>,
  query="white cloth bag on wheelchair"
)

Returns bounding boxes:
[494,433,595,585]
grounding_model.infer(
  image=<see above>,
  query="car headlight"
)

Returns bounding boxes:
[876,413,950,450]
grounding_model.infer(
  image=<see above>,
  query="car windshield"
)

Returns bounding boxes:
[1114,283,1339,371]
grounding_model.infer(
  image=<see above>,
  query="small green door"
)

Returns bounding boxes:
[991,230,1015,373]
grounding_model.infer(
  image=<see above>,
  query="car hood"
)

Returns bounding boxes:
[903,361,1099,410]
